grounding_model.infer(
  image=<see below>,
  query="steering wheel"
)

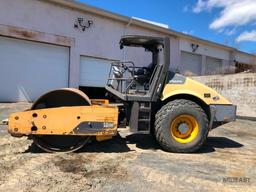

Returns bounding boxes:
[113,63,134,78]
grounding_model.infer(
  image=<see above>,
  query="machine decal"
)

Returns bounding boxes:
[204,93,211,98]
[168,72,186,84]
[72,121,115,134]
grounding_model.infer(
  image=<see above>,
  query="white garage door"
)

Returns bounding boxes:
[206,56,222,75]
[80,56,112,87]
[181,51,202,76]
[0,36,69,102]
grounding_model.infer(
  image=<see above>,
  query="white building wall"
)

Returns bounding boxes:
[0,0,255,90]
[179,39,230,60]
[0,0,180,87]
[0,0,125,87]
[234,52,256,65]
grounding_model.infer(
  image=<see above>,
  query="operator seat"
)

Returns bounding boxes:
[133,63,155,89]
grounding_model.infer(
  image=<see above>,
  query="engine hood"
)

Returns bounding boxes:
[161,73,232,105]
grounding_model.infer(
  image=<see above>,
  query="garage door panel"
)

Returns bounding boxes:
[181,51,202,76]
[206,57,222,75]
[0,36,69,102]
[80,56,112,87]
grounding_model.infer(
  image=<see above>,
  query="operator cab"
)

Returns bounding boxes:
[106,35,170,102]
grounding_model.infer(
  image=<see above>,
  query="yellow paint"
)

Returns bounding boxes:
[162,77,231,105]
[91,99,109,105]
[8,105,118,137]
[96,135,113,141]
[170,114,199,143]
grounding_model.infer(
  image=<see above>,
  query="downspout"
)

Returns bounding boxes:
[122,18,133,61]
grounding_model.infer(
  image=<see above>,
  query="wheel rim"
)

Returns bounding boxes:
[170,115,199,144]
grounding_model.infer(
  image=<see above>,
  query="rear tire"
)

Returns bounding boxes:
[154,99,209,153]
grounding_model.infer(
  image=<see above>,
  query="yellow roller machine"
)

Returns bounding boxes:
[6,36,236,153]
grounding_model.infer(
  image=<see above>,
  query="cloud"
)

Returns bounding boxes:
[193,0,207,13]
[193,0,237,13]
[236,30,256,42]
[193,0,256,30]
[224,28,236,36]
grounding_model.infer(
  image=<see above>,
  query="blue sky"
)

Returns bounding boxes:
[78,0,256,53]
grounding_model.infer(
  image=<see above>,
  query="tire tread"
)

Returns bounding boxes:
[154,99,209,153]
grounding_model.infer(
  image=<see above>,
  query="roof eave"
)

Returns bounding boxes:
[44,0,254,55]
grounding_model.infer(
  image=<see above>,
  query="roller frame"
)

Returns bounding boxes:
[8,103,118,137]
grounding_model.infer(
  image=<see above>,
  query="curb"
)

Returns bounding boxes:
[237,116,256,121]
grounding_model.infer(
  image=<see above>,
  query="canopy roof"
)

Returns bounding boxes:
[119,35,164,49]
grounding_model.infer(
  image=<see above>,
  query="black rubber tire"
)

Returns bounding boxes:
[154,99,209,153]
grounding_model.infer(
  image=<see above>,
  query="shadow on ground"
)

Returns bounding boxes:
[25,134,132,154]
[198,137,244,153]
[24,133,244,154]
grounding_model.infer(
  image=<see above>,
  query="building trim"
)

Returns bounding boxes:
[0,24,74,47]
[80,54,119,62]
[45,0,256,57]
